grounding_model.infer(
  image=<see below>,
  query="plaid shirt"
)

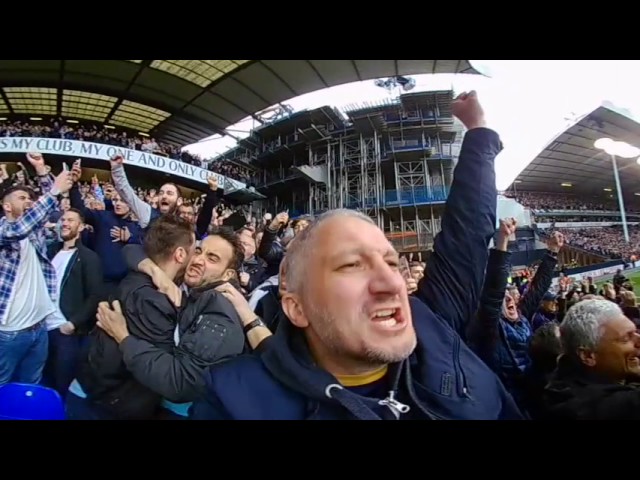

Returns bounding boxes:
[0,175,58,326]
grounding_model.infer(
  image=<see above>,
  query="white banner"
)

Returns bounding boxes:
[0,137,246,191]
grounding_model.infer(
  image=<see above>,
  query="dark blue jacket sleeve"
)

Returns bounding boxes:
[196,189,218,239]
[189,377,233,420]
[416,128,502,336]
[467,248,511,369]
[518,253,557,321]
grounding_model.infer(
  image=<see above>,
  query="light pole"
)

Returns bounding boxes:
[593,138,640,243]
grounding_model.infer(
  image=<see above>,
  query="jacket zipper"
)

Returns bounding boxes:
[453,335,471,399]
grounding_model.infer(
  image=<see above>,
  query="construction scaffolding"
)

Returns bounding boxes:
[213,90,462,253]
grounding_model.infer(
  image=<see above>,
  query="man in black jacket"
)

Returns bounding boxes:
[95,228,250,419]
[543,298,640,420]
[237,227,266,294]
[43,208,104,396]
[67,215,196,420]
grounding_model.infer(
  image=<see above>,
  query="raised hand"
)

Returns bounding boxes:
[269,211,289,230]
[452,91,486,131]
[496,217,517,251]
[52,170,74,196]
[207,175,219,191]
[547,231,565,253]
[71,159,82,183]
[25,152,47,175]
[110,154,124,169]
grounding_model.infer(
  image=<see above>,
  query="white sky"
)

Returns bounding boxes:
[183,60,640,191]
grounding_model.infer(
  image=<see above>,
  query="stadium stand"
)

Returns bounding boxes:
[502,103,640,267]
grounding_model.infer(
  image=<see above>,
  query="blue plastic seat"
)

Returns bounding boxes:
[0,383,65,420]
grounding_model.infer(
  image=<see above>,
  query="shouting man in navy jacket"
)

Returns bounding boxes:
[190,91,524,420]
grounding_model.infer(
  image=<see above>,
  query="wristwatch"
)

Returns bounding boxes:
[243,317,266,334]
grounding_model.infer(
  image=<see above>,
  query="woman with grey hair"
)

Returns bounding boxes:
[543,299,640,420]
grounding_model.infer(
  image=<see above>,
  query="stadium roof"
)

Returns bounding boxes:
[508,104,640,204]
[0,60,479,146]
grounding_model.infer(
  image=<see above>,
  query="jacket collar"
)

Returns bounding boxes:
[50,237,82,256]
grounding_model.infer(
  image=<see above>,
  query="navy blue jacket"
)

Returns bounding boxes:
[69,185,143,283]
[189,128,523,420]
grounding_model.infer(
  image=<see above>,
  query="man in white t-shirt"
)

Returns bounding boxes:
[43,208,103,395]
[0,153,74,386]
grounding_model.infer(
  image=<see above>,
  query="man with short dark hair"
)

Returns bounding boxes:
[95,227,258,419]
[44,208,104,396]
[111,155,219,240]
[68,215,196,420]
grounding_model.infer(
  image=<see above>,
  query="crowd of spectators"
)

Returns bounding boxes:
[506,191,640,213]
[0,119,254,184]
[542,225,640,261]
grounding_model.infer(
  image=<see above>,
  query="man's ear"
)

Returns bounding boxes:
[177,197,184,207]
[222,268,235,282]
[578,348,596,367]
[175,246,188,265]
[281,293,309,328]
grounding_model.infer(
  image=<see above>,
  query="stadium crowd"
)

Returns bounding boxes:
[507,191,640,213]
[502,191,640,263]
[545,226,640,261]
[0,119,254,184]
[2,92,640,421]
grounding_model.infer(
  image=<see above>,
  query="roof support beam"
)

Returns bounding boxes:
[105,60,151,126]
[56,60,65,117]
[0,88,13,115]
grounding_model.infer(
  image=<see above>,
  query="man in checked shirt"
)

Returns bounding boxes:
[0,153,74,386]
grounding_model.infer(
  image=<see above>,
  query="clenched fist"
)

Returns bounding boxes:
[452,91,486,131]
[547,231,565,253]
[269,211,289,230]
[207,175,219,191]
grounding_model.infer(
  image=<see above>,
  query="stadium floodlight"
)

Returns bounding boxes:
[594,137,634,243]
[594,137,640,158]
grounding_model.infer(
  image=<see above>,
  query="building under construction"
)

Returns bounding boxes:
[214,89,464,254]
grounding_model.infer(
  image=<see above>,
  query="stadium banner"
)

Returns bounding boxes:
[0,137,246,192]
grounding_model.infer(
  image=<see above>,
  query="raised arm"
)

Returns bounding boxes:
[0,166,72,245]
[109,155,153,228]
[195,176,219,238]
[257,211,288,267]
[416,92,502,335]
[518,232,563,320]
[467,218,516,367]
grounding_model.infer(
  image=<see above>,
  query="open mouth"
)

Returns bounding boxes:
[629,357,640,367]
[370,307,406,331]
[186,265,203,278]
[506,303,517,315]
